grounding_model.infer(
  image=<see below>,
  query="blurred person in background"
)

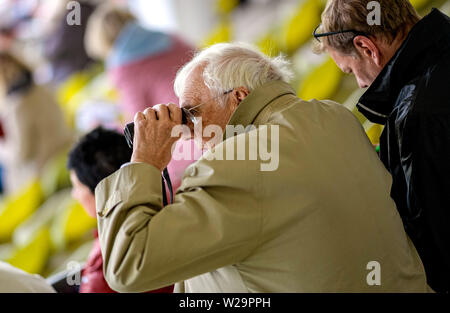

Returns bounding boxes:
[42,0,97,86]
[0,261,55,293]
[85,3,200,192]
[85,3,194,121]
[315,0,450,292]
[0,52,73,194]
[67,126,173,293]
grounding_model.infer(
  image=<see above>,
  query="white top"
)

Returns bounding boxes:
[0,262,56,293]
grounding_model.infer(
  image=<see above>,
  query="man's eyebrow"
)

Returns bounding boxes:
[181,101,194,109]
[181,97,200,110]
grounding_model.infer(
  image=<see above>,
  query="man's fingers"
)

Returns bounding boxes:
[134,111,146,123]
[140,104,181,123]
[143,107,157,121]
[154,104,170,121]
[168,103,182,124]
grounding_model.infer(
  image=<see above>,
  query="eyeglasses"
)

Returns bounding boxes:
[313,24,367,42]
[182,89,233,124]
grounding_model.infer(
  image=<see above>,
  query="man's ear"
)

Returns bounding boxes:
[233,87,250,105]
[353,36,382,66]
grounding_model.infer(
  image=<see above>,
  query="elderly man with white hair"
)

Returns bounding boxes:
[95,43,430,293]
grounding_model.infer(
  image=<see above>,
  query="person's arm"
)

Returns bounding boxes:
[405,113,450,267]
[96,158,261,293]
[96,103,262,292]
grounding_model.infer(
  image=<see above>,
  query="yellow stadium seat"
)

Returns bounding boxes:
[280,0,323,55]
[298,57,343,100]
[217,0,240,15]
[56,65,103,127]
[66,71,119,121]
[12,189,72,248]
[257,32,283,57]
[410,0,432,10]
[202,20,232,47]
[0,180,44,242]
[50,199,96,250]
[6,228,52,274]
[40,149,72,199]
[57,73,92,126]
[366,124,384,146]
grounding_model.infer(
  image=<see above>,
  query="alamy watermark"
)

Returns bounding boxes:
[367,1,381,26]
[66,1,81,26]
[65,261,82,286]
[366,261,381,286]
[170,119,280,172]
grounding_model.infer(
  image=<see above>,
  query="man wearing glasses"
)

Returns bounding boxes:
[94,42,429,293]
[315,0,450,292]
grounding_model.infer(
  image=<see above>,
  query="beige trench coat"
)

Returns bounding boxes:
[96,80,429,293]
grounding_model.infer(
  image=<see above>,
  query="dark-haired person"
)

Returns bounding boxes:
[68,127,173,293]
[315,0,450,292]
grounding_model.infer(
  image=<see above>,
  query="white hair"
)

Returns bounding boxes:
[174,42,294,103]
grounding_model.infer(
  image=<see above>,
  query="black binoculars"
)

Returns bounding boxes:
[124,109,188,149]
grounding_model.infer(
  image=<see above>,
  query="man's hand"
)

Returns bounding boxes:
[131,103,183,171]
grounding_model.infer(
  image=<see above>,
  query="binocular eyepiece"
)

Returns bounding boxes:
[124,109,188,148]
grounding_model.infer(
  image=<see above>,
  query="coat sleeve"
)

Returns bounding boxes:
[405,113,450,270]
[95,158,262,293]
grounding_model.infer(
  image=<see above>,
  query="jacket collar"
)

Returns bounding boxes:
[357,8,450,124]
[226,80,296,130]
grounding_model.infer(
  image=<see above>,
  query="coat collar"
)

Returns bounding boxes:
[226,80,296,130]
[357,9,450,124]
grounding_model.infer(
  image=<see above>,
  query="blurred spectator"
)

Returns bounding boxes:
[0,52,73,194]
[85,4,200,192]
[0,261,56,293]
[67,127,173,293]
[85,3,194,121]
[43,0,97,85]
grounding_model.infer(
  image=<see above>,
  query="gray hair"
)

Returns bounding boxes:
[174,42,294,103]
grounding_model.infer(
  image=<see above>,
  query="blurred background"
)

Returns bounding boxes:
[0,0,448,278]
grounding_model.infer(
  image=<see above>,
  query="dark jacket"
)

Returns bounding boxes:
[357,9,450,292]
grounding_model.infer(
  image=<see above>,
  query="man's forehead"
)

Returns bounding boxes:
[180,64,208,108]
[186,63,206,85]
